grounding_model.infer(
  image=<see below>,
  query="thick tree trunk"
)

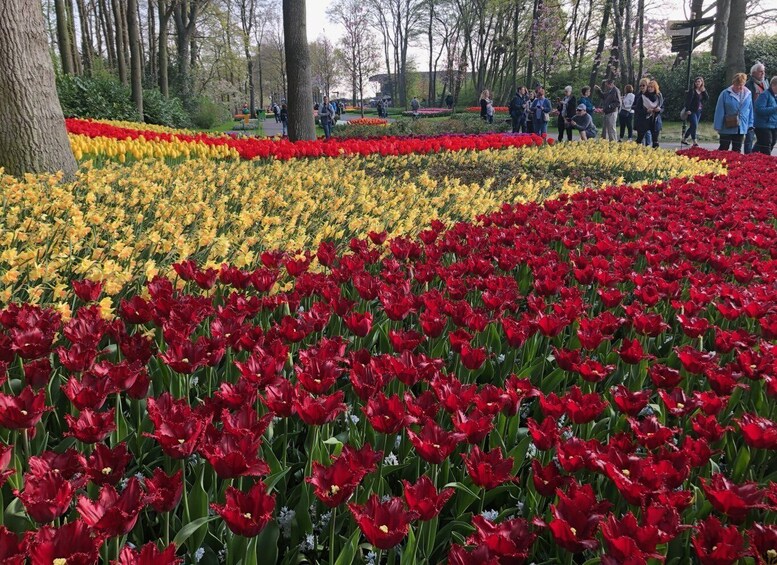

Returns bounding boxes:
[55,0,75,74]
[127,0,143,117]
[724,0,746,83]
[282,0,315,140]
[712,0,730,62]
[0,0,77,179]
[112,0,127,83]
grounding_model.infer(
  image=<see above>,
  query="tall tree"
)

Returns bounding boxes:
[724,0,746,82]
[173,0,208,108]
[282,0,315,140]
[128,0,144,116]
[328,0,370,106]
[0,0,77,178]
[54,0,75,74]
[112,0,128,82]
[158,0,174,97]
[712,0,730,62]
[75,0,93,74]
[236,0,257,115]
[311,36,338,99]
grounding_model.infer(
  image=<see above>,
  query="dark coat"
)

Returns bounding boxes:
[480,98,488,118]
[634,92,664,133]
[684,89,710,113]
[556,95,577,127]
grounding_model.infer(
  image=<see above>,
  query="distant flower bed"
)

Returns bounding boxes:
[348,118,389,126]
[402,108,452,118]
[466,106,510,113]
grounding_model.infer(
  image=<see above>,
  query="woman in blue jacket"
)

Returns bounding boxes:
[754,76,777,155]
[531,88,552,135]
[713,73,754,152]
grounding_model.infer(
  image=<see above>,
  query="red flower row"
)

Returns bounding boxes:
[66,118,547,160]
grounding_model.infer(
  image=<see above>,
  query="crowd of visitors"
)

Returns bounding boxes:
[498,61,777,154]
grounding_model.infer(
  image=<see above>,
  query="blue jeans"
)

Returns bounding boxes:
[533,118,548,135]
[744,128,755,154]
[685,110,701,142]
[282,120,287,136]
[322,119,332,139]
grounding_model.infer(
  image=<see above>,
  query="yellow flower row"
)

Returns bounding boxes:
[0,143,724,312]
[88,118,200,135]
[69,134,240,163]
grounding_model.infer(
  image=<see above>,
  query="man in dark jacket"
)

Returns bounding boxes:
[509,88,528,133]
[596,78,622,141]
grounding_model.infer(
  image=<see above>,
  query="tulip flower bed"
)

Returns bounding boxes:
[0,142,721,308]
[347,118,389,126]
[465,106,510,113]
[0,148,774,564]
[66,118,543,162]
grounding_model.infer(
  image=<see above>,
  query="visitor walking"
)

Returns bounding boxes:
[480,89,491,121]
[681,77,709,147]
[411,96,421,120]
[319,95,335,140]
[753,76,777,155]
[509,87,528,133]
[633,79,653,146]
[280,103,288,137]
[272,102,280,123]
[713,73,754,152]
[745,62,767,154]
[634,80,663,148]
[596,78,622,141]
[531,88,552,135]
[618,85,635,141]
[556,86,576,141]
[445,94,454,110]
[571,104,597,140]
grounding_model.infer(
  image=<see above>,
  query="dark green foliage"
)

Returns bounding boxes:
[191,97,232,129]
[745,34,777,76]
[57,74,192,128]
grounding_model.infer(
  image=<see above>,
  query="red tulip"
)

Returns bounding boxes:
[0,386,50,429]
[27,520,103,565]
[72,279,103,302]
[462,446,515,489]
[64,408,116,443]
[115,542,182,565]
[86,442,132,486]
[77,477,147,537]
[0,526,24,564]
[211,481,276,537]
[466,515,537,563]
[348,495,418,549]
[145,468,183,513]
[145,393,209,458]
[402,476,453,521]
[407,419,466,464]
[15,471,74,523]
[548,481,612,553]
[692,516,744,565]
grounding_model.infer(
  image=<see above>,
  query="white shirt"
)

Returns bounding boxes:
[622,92,635,112]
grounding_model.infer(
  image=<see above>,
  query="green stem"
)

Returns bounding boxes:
[329,506,337,565]
[181,458,191,521]
[164,511,170,546]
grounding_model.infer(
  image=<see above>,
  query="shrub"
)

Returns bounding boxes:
[192,97,231,129]
[57,73,140,122]
[143,89,192,129]
[745,34,777,76]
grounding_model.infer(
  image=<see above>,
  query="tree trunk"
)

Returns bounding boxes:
[158,0,171,98]
[75,0,93,75]
[712,0,730,62]
[526,0,540,87]
[724,0,745,83]
[66,0,82,74]
[54,0,75,74]
[148,0,157,83]
[589,0,611,90]
[427,0,434,105]
[257,43,264,108]
[127,0,143,117]
[282,0,315,140]
[636,0,643,79]
[98,0,116,69]
[0,0,77,179]
[112,0,127,83]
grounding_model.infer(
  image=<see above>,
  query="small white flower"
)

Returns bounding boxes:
[480,509,499,521]
[366,551,377,565]
[217,549,226,563]
[278,506,296,539]
[394,435,402,449]
[319,511,332,529]
[190,376,199,387]
[384,452,399,466]
[134,472,145,483]
[526,442,538,459]
[381,494,392,503]
[119,477,129,490]
[194,547,205,562]
[298,305,305,313]
[349,414,360,425]
[515,501,525,514]
[300,533,315,551]
[497,354,506,364]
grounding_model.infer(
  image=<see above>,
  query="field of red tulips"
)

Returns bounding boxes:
[0,148,776,564]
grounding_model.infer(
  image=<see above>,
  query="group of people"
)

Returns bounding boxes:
[712,62,777,155]
[490,61,777,155]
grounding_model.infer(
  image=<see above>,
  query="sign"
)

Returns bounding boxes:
[666,17,716,37]
[671,36,692,53]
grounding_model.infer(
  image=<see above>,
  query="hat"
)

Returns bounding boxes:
[576,104,587,111]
